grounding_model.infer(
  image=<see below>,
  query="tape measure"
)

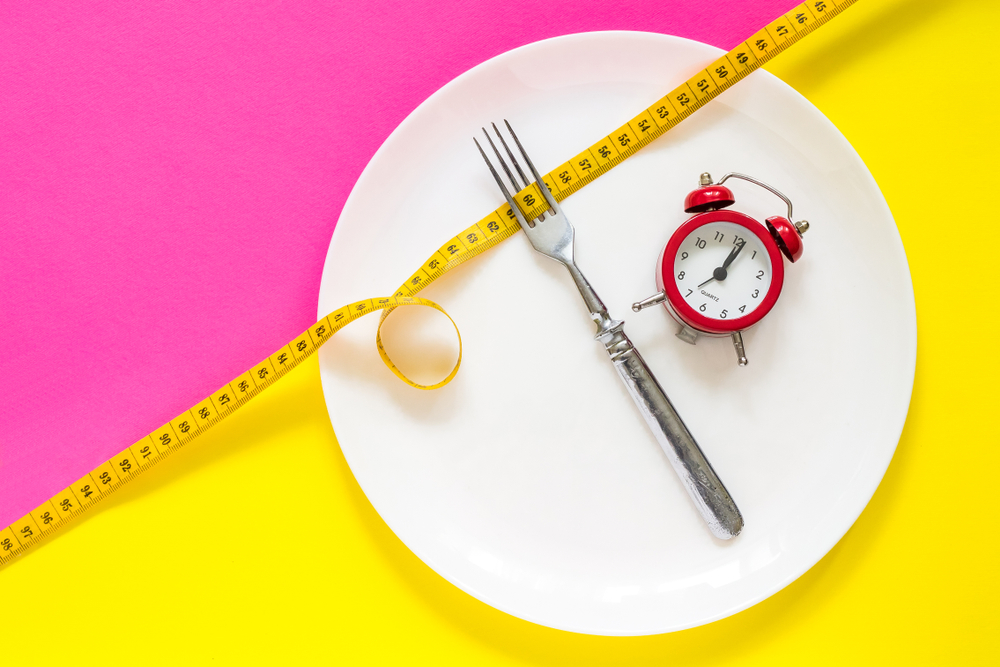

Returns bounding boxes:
[1,0,857,567]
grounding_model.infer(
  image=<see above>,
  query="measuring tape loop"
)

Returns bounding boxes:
[376,298,463,391]
[1,0,858,567]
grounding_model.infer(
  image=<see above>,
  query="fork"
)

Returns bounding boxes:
[475,121,744,540]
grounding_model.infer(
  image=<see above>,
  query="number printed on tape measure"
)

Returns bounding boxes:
[0,0,858,568]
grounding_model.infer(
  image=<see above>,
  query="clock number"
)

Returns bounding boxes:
[714,231,724,242]
[685,289,693,297]
[756,270,764,280]
[751,250,757,259]
[720,310,728,319]
[699,304,707,312]
[695,237,707,249]
[733,236,744,246]
[752,289,760,298]
[677,271,685,280]
[680,252,688,260]
[739,305,747,313]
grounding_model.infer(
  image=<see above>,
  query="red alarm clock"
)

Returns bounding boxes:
[632,172,810,366]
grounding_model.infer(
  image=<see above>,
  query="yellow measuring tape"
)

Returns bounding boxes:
[0,0,857,566]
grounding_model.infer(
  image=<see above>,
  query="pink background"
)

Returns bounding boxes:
[0,0,796,528]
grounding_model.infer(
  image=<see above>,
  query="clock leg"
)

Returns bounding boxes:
[731,331,748,366]
[675,325,699,345]
[632,292,666,312]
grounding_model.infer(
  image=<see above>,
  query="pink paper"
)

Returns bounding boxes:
[0,0,799,527]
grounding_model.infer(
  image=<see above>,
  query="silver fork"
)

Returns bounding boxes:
[475,121,743,540]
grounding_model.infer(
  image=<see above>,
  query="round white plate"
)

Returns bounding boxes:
[317,32,915,635]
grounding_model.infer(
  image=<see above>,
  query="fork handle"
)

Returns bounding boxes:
[601,327,744,539]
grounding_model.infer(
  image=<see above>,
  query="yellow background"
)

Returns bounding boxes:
[2,0,998,663]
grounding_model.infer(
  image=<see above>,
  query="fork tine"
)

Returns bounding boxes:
[504,119,559,212]
[492,122,529,189]
[474,137,529,229]
[482,129,521,195]
[493,122,546,222]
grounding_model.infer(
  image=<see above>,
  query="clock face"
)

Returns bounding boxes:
[671,221,773,323]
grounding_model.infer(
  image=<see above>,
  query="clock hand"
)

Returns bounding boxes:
[721,239,746,270]
[697,240,746,289]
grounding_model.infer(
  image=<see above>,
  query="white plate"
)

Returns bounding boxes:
[317,32,915,635]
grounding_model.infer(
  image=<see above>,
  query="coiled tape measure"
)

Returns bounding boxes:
[1,0,857,566]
